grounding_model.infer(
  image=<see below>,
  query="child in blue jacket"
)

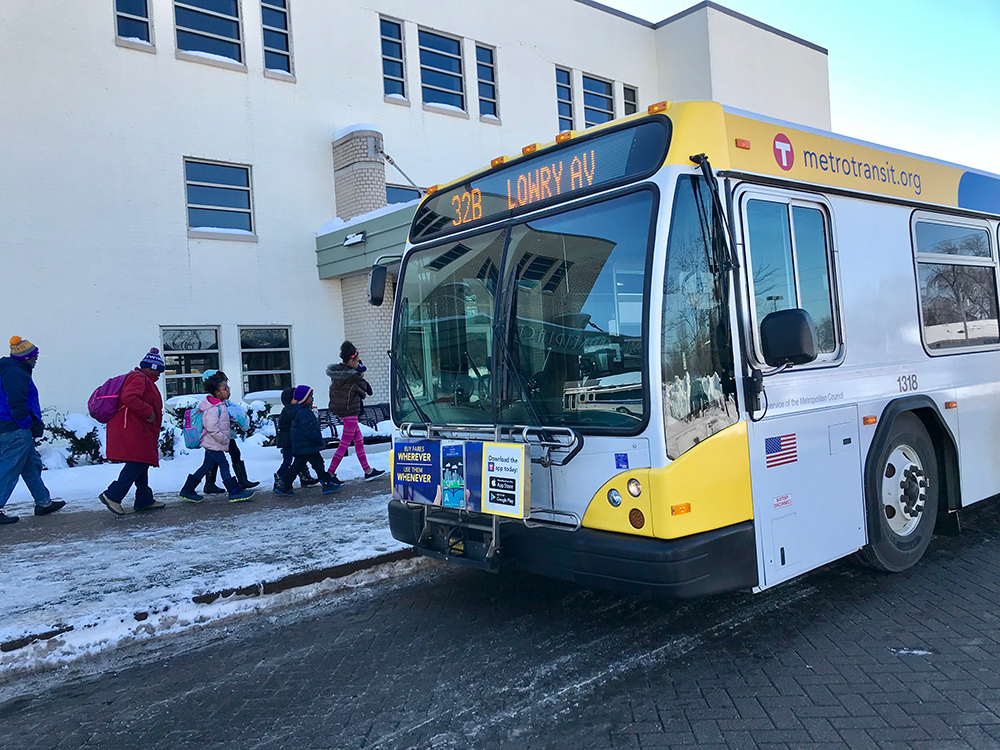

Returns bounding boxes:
[275,386,341,496]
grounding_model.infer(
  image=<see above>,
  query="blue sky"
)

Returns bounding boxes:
[602,0,1000,174]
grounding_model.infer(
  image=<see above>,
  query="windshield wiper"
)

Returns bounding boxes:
[386,347,432,425]
[492,320,543,428]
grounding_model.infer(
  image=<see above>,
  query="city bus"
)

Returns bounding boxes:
[371,99,1000,597]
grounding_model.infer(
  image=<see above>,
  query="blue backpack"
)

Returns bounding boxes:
[183,408,205,449]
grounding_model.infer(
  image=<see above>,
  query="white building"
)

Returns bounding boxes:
[0,0,830,413]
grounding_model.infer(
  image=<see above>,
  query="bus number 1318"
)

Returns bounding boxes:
[898,374,918,392]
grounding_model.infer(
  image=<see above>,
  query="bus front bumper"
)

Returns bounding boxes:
[388,500,758,598]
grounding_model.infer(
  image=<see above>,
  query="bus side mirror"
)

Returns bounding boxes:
[760,309,818,367]
[368,265,388,307]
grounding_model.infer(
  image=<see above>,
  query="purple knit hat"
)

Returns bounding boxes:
[292,385,313,404]
[140,347,166,372]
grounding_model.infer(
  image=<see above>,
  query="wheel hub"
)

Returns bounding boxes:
[882,444,927,537]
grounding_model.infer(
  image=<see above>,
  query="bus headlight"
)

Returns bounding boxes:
[627,478,642,497]
[607,489,622,507]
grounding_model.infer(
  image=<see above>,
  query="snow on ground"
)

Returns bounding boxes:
[0,447,404,676]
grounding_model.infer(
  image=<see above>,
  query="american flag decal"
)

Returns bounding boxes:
[765,434,797,467]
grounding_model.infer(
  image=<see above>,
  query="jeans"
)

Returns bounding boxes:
[104,461,155,509]
[0,428,52,509]
[191,450,234,486]
[277,445,294,477]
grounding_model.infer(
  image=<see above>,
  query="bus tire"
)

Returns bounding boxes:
[857,412,938,572]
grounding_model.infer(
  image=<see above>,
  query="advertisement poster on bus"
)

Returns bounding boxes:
[392,439,530,518]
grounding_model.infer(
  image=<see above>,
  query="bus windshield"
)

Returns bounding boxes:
[394,189,656,430]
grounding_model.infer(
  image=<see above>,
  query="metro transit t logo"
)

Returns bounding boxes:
[773,133,794,170]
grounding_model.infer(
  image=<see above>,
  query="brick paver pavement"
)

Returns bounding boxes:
[3,498,1000,749]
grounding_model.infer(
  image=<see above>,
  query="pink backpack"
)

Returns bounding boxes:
[88,373,131,424]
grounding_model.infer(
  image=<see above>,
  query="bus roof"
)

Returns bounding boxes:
[421,100,1000,219]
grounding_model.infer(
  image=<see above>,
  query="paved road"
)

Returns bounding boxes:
[3,498,1000,749]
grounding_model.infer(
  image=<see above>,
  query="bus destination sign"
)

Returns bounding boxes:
[411,117,671,242]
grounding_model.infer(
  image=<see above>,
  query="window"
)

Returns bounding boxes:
[582,74,613,127]
[184,160,254,235]
[476,45,498,118]
[662,176,737,458]
[380,18,405,98]
[624,85,638,115]
[116,0,153,45]
[261,0,291,75]
[174,0,243,64]
[742,194,838,357]
[419,29,464,111]
[913,219,998,351]
[387,185,421,205]
[556,67,573,132]
[162,328,221,398]
[240,327,292,393]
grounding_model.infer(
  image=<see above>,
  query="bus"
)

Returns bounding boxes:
[371,99,1000,597]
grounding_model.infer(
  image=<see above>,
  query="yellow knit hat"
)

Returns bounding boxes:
[9,336,39,360]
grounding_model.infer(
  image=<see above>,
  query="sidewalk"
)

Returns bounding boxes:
[0,444,415,678]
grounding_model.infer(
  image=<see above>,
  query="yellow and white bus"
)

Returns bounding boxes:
[374,100,1000,597]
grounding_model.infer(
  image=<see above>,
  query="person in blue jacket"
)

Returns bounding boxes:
[0,336,66,524]
[275,385,341,496]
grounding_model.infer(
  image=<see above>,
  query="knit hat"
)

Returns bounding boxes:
[140,347,166,372]
[9,336,39,360]
[292,385,313,404]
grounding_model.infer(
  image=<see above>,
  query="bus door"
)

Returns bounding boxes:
[736,186,865,588]
[747,406,865,588]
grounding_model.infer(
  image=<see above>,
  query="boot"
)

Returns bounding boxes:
[202,464,225,494]
[232,457,260,489]
[180,474,203,503]
[274,470,294,497]
[298,468,319,488]
[225,475,255,502]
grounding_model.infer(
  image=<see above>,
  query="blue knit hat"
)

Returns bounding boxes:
[292,385,313,404]
[140,347,166,372]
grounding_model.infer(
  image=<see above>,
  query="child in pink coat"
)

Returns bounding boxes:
[179,372,255,503]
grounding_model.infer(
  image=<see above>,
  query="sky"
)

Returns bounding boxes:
[601,0,1000,174]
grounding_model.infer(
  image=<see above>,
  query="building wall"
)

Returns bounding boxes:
[0,0,830,414]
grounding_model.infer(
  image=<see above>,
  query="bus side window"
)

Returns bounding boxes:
[913,218,999,351]
[743,196,838,358]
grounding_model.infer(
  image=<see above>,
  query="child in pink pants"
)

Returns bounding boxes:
[326,341,385,482]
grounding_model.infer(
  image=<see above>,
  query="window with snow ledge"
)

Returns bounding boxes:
[381,17,405,99]
[115,0,155,49]
[174,0,244,66]
[184,159,255,238]
[418,28,464,111]
[240,327,292,393]
[261,0,293,77]
[162,327,221,398]
[476,44,498,119]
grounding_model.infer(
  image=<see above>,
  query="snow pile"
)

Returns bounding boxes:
[0,451,402,676]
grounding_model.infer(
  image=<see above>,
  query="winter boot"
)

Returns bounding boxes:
[298,469,319,488]
[179,474,204,503]
[202,465,225,494]
[225,476,255,502]
[273,472,281,493]
[232,457,260,489]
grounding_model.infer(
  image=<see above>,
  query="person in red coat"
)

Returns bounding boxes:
[99,348,166,515]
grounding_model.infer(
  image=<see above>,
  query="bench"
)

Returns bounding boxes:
[317,403,392,448]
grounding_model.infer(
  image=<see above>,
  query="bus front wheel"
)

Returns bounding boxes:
[857,413,939,572]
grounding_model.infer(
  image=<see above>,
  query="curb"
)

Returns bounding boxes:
[1,547,417,654]
[192,547,417,604]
